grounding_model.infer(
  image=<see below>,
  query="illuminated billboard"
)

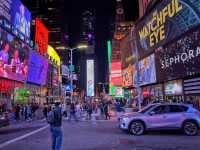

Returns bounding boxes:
[122,64,133,87]
[87,60,94,97]
[35,18,48,55]
[164,80,183,95]
[48,45,61,81]
[136,0,200,59]
[156,26,200,82]
[110,86,124,98]
[110,62,122,86]
[139,54,156,86]
[0,27,30,82]
[27,50,48,85]
[0,0,31,39]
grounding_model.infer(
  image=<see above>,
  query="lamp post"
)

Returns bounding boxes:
[57,45,88,103]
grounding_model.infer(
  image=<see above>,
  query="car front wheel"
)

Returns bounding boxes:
[129,121,145,136]
[183,121,199,136]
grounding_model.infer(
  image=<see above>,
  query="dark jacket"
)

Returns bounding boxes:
[51,106,62,127]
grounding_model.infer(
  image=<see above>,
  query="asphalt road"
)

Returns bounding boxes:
[0,119,200,150]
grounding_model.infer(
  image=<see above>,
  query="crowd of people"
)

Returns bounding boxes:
[11,103,40,121]
[43,99,116,121]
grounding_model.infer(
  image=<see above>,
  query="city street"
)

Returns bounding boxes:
[0,119,200,150]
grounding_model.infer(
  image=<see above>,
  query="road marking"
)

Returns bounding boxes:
[0,125,49,149]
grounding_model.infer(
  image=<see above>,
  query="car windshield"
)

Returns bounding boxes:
[139,105,156,113]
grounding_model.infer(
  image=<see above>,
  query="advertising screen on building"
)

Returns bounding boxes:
[121,31,136,69]
[122,64,133,87]
[110,86,124,98]
[139,54,156,86]
[35,18,48,55]
[53,67,59,87]
[0,27,29,82]
[0,0,31,39]
[27,50,48,85]
[110,62,122,86]
[156,26,200,82]
[136,0,200,59]
[139,0,152,18]
[164,80,183,95]
[48,45,61,81]
[87,60,94,97]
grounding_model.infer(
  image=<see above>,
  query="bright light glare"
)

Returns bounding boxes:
[77,44,88,49]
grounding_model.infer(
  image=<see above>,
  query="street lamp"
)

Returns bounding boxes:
[56,44,88,102]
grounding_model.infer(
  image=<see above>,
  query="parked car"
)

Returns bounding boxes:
[119,103,200,136]
[0,113,9,128]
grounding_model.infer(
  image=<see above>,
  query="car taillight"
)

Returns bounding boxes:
[196,111,200,117]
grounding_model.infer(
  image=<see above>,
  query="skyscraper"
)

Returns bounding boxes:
[77,10,96,93]
[80,10,95,54]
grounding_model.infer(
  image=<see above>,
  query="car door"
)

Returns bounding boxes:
[145,105,170,129]
[163,105,188,128]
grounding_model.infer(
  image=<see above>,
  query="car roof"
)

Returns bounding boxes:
[151,103,191,107]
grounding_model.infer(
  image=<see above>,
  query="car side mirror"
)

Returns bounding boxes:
[149,111,156,116]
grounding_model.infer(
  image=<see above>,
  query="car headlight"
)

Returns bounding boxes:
[122,117,129,122]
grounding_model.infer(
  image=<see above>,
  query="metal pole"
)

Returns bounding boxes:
[70,49,73,103]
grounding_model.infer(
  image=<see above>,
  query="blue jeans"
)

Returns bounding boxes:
[50,127,63,150]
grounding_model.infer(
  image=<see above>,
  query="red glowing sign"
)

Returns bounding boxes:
[35,18,49,55]
[0,79,23,92]
[110,62,122,86]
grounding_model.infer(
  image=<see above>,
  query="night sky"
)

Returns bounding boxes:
[63,0,139,83]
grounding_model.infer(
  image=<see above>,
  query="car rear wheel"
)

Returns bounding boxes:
[129,121,145,136]
[183,121,198,136]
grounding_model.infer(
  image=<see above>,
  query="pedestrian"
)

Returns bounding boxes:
[11,105,16,121]
[75,102,81,119]
[69,103,78,121]
[103,101,110,120]
[27,104,32,121]
[86,102,92,120]
[61,103,67,118]
[16,104,20,120]
[43,105,48,118]
[47,103,63,150]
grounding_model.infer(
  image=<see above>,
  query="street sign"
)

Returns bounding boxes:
[68,65,75,72]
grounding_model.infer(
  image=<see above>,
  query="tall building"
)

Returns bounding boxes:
[22,0,67,49]
[80,10,95,54]
[111,0,125,63]
[77,10,96,94]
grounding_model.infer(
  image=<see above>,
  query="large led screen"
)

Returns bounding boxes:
[110,62,122,86]
[35,18,48,55]
[27,51,48,85]
[164,80,183,95]
[139,54,156,85]
[110,86,124,98]
[122,64,133,87]
[0,27,29,82]
[0,0,31,38]
[87,60,94,97]
[11,0,31,38]
[136,0,200,59]
[156,26,200,82]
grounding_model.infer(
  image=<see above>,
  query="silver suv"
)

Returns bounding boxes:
[119,103,200,136]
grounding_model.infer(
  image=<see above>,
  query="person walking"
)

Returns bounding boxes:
[16,104,20,120]
[86,102,93,120]
[69,103,77,121]
[47,103,63,150]
[43,105,48,118]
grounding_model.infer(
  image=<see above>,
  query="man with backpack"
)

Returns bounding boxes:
[47,103,63,150]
